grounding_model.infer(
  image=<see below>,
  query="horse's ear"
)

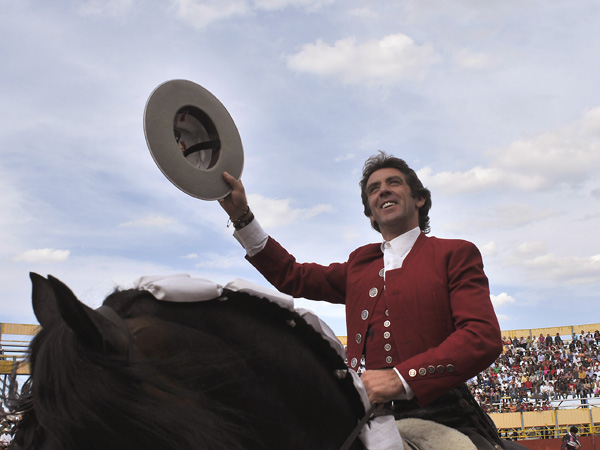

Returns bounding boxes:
[30,272,112,353]
[30,272,62,327]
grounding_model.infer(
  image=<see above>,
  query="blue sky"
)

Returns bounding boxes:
[1,0,599,336]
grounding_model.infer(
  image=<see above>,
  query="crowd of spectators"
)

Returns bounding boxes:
[468,330,600,413]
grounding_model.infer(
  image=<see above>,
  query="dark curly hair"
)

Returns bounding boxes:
[359,151,432,234]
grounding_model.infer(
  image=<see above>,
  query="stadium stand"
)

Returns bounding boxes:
[0,323,37,376]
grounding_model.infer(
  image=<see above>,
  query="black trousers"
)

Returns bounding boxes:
[376,384,504,450]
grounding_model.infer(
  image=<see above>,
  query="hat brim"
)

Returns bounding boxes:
[144,80,244,200]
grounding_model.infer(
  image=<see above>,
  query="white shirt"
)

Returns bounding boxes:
[381,226,421,276]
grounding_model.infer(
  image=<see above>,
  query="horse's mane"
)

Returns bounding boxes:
[11,288,364,450]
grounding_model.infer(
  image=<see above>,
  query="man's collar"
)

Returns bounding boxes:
[380,226,421,253]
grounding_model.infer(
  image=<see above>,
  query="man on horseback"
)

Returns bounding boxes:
[219,152,506,450]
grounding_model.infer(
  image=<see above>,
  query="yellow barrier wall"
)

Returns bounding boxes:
[0,323,39,336]
[491,409,599,430]
[491,412,522,428]
[555,409,591,426]
[501,324,600,339]
[523,410,555,427]
[592,408,600,424]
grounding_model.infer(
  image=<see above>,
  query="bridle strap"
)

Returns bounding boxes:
[339,404,376,450]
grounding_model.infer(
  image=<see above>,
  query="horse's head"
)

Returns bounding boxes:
[30,273,133,360]
[12,273,365,450]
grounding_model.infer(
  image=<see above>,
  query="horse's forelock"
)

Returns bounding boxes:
[102,288,159,317]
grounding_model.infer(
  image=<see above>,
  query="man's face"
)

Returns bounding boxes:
[366,167,424,240]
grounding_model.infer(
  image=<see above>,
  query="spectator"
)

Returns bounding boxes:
[555,333,563,347]
[471,330,600,410]
[0,428,12,449]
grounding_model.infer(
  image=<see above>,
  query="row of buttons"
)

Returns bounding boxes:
[355,322,391,342]
[408,364,455,377]
[383,317,393,364]
[351,269,386,369]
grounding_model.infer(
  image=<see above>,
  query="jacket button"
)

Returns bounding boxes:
[355,333,362,344]
[437,365,445,373]
[409,369,417,377]
[446,364,455,373]
[369,287,378,297]
[418,368,427,376]
[383,331,391,339]
[379,268,385,277]
[428,365,435,374]
[384,320,391,328]
[361,310,369,320]
[386,356,393,364]
[384,343,392,351]
[350,358,358,368]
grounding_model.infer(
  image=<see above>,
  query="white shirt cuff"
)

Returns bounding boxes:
[393,367,415,400]
[233,217,269,256]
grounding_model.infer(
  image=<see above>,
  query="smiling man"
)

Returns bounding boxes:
[219,151,507,450]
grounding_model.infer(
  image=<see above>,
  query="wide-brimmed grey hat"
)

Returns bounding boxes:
[144,79,244,200]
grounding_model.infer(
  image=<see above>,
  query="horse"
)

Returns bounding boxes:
[11,273,368,450]
[10,273,504,450]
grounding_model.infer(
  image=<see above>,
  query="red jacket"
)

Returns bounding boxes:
[247,232,502,406]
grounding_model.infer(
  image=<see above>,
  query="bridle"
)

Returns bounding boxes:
[339,404,376,450]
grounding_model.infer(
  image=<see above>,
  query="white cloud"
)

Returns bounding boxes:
[14,249,70,263]
[248,194,332,228]
[453,49,499,70]
[515,241,547,258]
[78,0,135,16]
[418,166,504,195]
[286,33,440,85]
[419,165,549,194]
[480,241,498,258]
[346,7,379,19]
[491,292,516,307]
[334,153,356,162]
[170,0,249,29]
[342,228,361,243]
[119,215,177,228]
[419,107,600,195]
[253,0,334,11]
[169,0,335,27]
[520,253,600,284]
[480,204,557,228]
[192,251,247,269]
[444,204,557,233]
[493,108,600,188]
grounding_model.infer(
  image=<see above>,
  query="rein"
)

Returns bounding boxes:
[339,404,376,450]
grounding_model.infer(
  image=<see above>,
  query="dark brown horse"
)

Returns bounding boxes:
[10,274,366,450]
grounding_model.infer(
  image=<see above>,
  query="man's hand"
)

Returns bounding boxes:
[218,172,249,220]
[360,369,405,405]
